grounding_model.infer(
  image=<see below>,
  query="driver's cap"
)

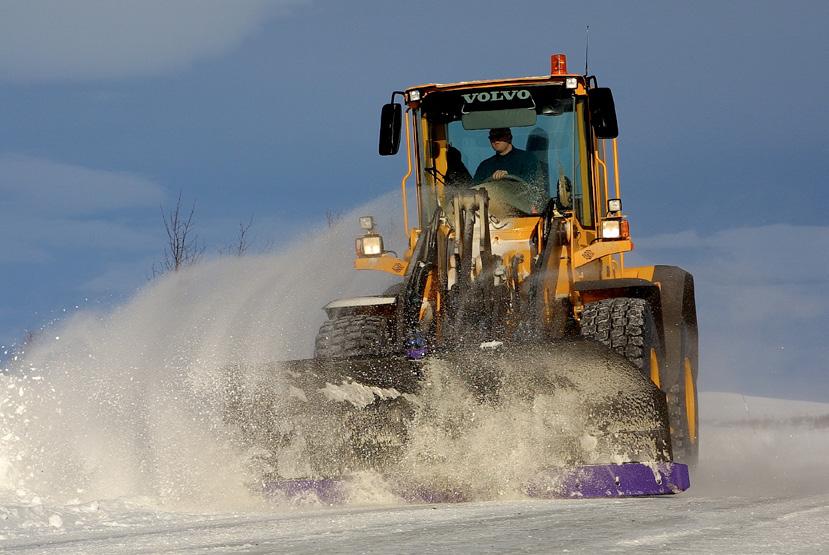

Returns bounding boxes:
[488,128,512,141]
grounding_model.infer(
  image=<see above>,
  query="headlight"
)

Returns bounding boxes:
[356,235,384,257]
[601,220,621,239]
[601,219,629,239]
[607,198,622,213]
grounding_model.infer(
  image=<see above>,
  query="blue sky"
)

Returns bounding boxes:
[1,1,827,399]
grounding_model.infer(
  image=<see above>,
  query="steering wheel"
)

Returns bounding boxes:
[472,174,539,217]
[474,173,529,188]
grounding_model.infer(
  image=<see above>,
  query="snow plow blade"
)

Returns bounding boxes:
[263,462,689,503]
[527,462,690,498]
[227,340,687,500]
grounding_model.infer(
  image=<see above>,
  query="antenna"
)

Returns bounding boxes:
[584,25,590,75]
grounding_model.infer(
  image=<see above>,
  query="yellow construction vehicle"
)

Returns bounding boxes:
[231,54,698,500]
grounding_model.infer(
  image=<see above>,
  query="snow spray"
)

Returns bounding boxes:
[4,190,824,509]
[0,196,398,510]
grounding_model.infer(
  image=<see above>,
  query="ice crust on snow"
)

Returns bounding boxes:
[318,381,401,409]
[478,340,503,350]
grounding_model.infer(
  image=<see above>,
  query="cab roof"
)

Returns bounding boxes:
[405,73,584,97]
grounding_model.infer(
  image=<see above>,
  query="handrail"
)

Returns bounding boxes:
[611,138,621,200]
[612,138,623,269]
[400,110,413,237]
[594,152,608,216]
[601,140,610,212]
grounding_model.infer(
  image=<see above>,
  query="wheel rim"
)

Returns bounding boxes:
[649,348,661,388]
[684,356,697,443]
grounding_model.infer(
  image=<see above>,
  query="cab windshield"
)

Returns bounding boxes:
[416,84,593,224]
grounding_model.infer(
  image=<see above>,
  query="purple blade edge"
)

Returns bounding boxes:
[263,462,689,503]
[526,462,691,498]
[263,479,346,504]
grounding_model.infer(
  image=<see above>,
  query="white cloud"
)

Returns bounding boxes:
[631,225,829,397]
[0,154,166,263]
[0,154,164,215]
[635,225,829,287]
[634,225,829,322]
[634,229,705,250]
[14,218,158,251]
[0,0,304,82]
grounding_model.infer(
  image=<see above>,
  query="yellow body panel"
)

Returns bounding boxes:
[489,216,539,281]
[685,357,698,442]
[650,348,661,388]
[354,255,408,276]
[490,216,539,242]
[573,240,632,268]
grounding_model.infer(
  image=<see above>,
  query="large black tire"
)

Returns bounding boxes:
[314,315,392,359]
[580,297,663,378]
[668,319,699,467]
[652,266,699,468]
[312,315,406,473]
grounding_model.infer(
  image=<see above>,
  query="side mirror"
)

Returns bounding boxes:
[587,88,618,139]
[379,103,402,156]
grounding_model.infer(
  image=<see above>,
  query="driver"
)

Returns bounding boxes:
[473,128,541,184]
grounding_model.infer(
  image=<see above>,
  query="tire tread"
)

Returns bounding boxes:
[314,315,391,359]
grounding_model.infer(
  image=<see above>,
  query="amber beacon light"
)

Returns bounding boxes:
[550,53,568,75]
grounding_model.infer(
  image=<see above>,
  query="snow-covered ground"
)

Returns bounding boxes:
[0,392,826,554]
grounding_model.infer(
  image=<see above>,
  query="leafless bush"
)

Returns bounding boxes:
[219,216,255,257]
[326,208,344,228]
[152,192,204,277]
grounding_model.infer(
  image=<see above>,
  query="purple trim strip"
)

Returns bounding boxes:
[526,462,690,498]
[264,462,690,503]
[263,479,345,504]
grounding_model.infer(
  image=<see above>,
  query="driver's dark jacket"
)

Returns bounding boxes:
[473,147,541,184]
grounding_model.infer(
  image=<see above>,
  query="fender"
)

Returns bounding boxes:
[323,296,397,319]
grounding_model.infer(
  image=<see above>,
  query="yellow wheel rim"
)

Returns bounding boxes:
[684,356,697,442]
[649,348,661,388]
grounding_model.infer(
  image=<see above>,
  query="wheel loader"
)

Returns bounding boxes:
[227,54,699,501]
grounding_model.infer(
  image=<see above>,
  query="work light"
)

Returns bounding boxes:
[356,235,383,257]
[359,216,375,231]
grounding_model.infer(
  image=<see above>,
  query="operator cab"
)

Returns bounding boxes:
[373,53,623,273]
[416,84,587,220]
